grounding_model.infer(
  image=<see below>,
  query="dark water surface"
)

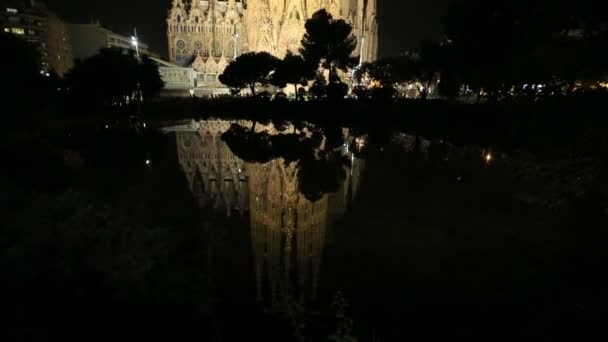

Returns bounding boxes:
[3,118,607,341]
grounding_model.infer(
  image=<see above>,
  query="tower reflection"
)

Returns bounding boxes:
[175,120,249,216]
[169,120,363,306]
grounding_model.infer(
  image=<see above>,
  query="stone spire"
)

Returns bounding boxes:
[169,0,187,20]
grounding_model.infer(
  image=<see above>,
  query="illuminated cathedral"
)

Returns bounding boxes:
[166,0,378,83]
[168,120,364,305]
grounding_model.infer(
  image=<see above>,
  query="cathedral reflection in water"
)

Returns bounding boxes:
[165,120,364,305]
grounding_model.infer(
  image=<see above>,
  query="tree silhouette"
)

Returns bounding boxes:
[300,10,357,84]
[66,48,138,107]
[64,48,163,108]
[310,73,328,99]
[221,123,349,202]
[0,32,51,118]
[218,52,280,97]
[138,55,165,99]
[356,52,438,99]
[1,31,41,89]
[271,51,313,100]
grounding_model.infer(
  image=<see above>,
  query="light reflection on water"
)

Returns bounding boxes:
[165,120,364,306]
[160,119,518,310]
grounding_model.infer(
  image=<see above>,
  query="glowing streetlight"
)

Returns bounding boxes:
[485,152,493,164]
[131,28,140,59]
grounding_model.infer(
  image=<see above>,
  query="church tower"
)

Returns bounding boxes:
[277,0,307,54]
[363,0,378,62]
[244,0,277,55]
[167,0,189,64]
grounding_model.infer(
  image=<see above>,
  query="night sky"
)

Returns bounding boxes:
[45,0,452,58]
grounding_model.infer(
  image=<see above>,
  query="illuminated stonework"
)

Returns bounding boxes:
[175,120,250,216]
[249,159,329,302]
[167,0,378,78]
[170,120,364,304]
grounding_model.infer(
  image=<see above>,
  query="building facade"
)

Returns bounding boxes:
[166,0,378,87]
[1,0,73,76]
[68,22,153,61]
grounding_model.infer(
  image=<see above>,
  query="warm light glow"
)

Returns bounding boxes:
[355,137,367,150]
[370,80,382,88]
[11,27,25,35]
[6,8,18,13]
[131,36,138,47]
[599,82,608,89]
[3,28,9,33]
[145,159,151,166]
[485,153,493,163]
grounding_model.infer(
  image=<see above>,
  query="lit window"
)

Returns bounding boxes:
[6,8,18,13]
[11,27,25,35]
[3,28,9,33]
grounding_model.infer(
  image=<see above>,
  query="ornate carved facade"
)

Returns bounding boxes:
[168,120,364,305]
[167,0,378,83]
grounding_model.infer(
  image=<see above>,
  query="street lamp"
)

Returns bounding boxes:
[131,28,140,59]
[131,37,139,59]
[189,89,195,98]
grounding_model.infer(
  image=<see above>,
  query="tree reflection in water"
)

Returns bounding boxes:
[221,122,353,202]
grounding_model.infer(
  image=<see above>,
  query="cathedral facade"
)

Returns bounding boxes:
[166,0,378,84]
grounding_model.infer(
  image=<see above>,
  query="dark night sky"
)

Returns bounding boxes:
[45,0,452,58]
